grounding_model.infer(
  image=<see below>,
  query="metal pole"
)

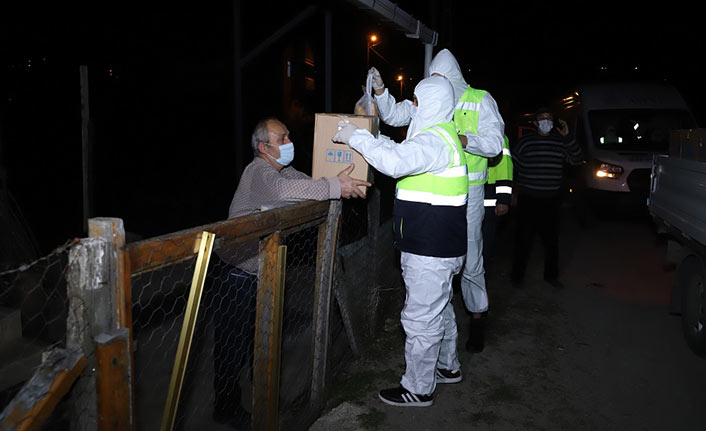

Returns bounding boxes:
[325,9,332,112]
[366,41,370,69]
[424,43,433,78]
[80,65,92,234]
[234,0,244,181]
[161,232,215,431]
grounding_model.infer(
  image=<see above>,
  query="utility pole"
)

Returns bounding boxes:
[80,65,93,234]
[233,0,244,181]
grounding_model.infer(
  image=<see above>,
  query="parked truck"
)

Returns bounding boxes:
[649,129,706,357]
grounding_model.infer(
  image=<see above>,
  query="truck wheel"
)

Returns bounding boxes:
[677,255,706,357]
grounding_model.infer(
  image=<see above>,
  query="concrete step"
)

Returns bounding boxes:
[0,307,22,346]
[0,337,51,392]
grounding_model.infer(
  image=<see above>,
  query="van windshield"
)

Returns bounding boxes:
[588,109,695,151]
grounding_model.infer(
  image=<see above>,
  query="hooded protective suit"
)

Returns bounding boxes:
[427,49,505,316]
[344,75,467,395]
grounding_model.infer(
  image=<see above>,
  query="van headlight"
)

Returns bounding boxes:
[595,161,623,179]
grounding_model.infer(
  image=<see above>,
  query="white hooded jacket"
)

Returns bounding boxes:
[375,49,505,159]
[429,49,505,158]
[347,75,458,179]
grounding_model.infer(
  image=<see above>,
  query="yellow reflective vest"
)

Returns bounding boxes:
[454,86,489,186]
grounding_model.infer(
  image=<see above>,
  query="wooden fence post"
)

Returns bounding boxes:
[89,217,136,430]
[252,232,286,431]
[88,218,133,332]
[95,328,131,431]
[66,236,114,430]
[310,200,342,407]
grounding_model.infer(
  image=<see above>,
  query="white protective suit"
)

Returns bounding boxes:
[375,49,505,314]
[346,76,465,395]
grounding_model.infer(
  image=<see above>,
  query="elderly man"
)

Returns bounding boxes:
[334,75,467,407]
[210,117,369,426]
[230,117,368,217]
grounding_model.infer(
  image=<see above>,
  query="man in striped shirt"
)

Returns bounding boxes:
[510,107,583,288]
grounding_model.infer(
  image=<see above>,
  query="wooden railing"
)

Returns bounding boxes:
[122,200,339,431]
[1,199,343,431]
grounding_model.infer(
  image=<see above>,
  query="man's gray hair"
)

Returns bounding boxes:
[251,117,277,156]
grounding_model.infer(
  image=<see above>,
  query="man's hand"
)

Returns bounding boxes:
[332,120,359,144]
[495,203,509,216]
[556,118,569,136]
[458,134,468,148]
[337,164,371,198]
[369,67,385,96]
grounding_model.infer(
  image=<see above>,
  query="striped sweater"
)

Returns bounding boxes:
[512,132,583,197]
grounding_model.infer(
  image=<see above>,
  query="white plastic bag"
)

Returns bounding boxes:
[354,72,378,116]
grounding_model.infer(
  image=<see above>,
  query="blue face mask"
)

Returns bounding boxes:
[267,142,294,166]
[538,119,553,134]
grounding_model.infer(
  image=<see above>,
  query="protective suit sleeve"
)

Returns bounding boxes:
[373,88,414,127]
[464,92,505,158]
[348,129,452,179]
[492,136,513,182]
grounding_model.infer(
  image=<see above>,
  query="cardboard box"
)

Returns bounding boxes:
[312,113,379,195]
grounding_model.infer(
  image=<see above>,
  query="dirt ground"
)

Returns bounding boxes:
[309,208,706,431]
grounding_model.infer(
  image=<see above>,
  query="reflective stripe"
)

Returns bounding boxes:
[397,188,468,206]
[396,122,468,206]
[434,165,467,178]
[455,101,481,111]
[496,186,512,194]
[503,147,512,157]
[484,199,496,207]
[430,125,462,166]
[468,171,487,181]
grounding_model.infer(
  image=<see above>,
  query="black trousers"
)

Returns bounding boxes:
[511,194,561,281]
[207,255,257,418]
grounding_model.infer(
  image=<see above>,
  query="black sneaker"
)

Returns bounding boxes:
[436,368,462,384]
[379,386,433,407]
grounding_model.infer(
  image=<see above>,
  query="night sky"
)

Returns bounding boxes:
[1,1,704,257]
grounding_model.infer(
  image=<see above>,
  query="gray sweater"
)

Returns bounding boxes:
[222,157,340,273]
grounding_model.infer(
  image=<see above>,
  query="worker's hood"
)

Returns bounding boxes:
[429,48,468,104]
[407,75,455,138]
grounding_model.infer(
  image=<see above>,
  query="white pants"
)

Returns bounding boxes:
[461,185,488,313]
[400,252,464,395]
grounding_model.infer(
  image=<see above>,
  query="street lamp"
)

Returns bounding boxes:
[367,34,381,68]
[396,74,404,97]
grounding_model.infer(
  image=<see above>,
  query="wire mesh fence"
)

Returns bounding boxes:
[124,200,336,430]
[0,239,99,430]
[0,243,68,419]
[1,185,400,431]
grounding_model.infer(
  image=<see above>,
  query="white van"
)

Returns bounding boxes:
[557,82,697,211]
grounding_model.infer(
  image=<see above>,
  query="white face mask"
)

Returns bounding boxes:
[266,142,294,166]
[538,119,553,134]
